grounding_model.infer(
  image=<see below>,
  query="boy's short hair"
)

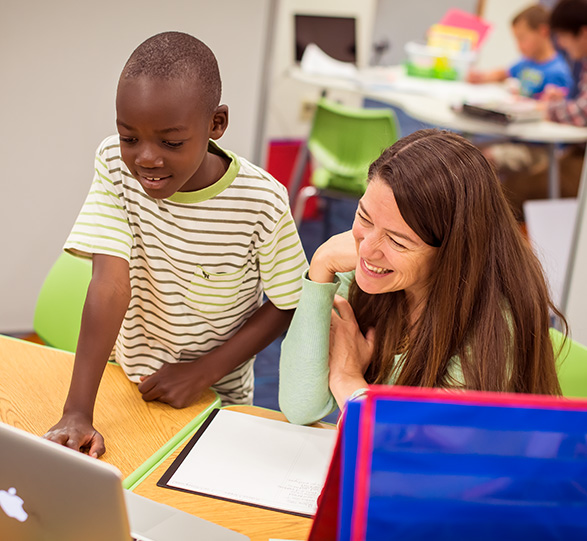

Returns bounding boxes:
[512,4,550,29]
[120,31,222,114]
[550,0,587,35]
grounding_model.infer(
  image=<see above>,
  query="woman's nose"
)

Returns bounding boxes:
[359,230,383,259]
[135,142,163,168]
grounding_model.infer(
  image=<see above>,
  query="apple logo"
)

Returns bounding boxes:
[0,487,28,522]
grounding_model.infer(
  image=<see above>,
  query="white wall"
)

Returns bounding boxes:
[1,0,529,332]
[475,0,533,69]
[0,0,272,332]
[371,0,479,66]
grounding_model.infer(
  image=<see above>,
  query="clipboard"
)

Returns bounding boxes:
[157,408,337,517]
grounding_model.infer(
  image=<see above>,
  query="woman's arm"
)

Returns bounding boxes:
[279,232,357,425]
[279,272,341,425]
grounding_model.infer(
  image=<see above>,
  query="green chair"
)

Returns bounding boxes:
[33,252,92,352]
[550,328,587,399]
[292,98,399,238]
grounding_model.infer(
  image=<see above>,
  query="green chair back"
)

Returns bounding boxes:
[307,98,399,195]
[550,328,587,398]
[33,252,92,352]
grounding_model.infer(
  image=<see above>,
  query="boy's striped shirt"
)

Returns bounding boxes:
[65,135,308,404]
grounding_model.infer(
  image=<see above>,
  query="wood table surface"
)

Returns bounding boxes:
[0,335,219,479]
[131,404,336,541]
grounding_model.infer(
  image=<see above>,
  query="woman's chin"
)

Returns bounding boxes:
[355,271,395,295]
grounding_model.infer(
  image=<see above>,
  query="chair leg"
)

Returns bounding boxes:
[293,186,319,227]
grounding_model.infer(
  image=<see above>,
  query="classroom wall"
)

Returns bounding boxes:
[371,0,479,66]
[1,0,529,333]
[475,0,534,69]
[0,0,272,332]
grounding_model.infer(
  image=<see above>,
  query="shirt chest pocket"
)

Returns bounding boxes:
[185,264,249,313]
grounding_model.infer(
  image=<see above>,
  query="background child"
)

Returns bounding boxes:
[501,0,587,219]
[44,31,308,457]
[468,4,572,97]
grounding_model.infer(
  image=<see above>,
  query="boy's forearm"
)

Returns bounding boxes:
[63,257,131,420]
[199,301,294,384]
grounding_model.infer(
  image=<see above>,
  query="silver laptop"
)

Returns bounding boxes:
[0,422,249,541]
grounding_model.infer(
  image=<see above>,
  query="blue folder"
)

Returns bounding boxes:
[334,386,587,541]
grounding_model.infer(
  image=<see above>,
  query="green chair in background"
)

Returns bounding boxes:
[550,328,587,399]
[33,251,92,352]
[292,98,399,239]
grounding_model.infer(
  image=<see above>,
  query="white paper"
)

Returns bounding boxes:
[300,43,358,79]
[167,409,337,516]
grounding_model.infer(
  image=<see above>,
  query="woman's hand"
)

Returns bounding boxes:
[309,230,357,283]
[328,295,375,409]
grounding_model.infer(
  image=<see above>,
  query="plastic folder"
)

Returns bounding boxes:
[310,385,587,541]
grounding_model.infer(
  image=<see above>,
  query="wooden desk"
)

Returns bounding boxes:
[132,405,335,541]
[0,335,220,481]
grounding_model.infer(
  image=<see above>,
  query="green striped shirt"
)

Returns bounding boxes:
[65,135,308,404]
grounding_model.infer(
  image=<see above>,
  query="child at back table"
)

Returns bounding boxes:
[44,31,308,457]
[468,4,572,97]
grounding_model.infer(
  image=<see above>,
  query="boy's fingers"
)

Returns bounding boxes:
[140,385,163,403]
[65,435,81,451]
[89,432,106,458]
[43,429,69,446]
[137,374,156,394]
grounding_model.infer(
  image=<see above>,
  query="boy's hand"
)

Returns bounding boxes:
[540,84,568,103]
[138,361,210,409]
[466,70,485,84]
[43,412,105,458]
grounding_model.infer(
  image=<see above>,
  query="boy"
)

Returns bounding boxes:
[500,0,587,218]
[468,4,572,97]
[44,32,308,458]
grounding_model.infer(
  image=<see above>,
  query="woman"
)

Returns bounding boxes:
[279,129,565,426]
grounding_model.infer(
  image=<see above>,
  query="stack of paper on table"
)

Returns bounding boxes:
[158,409,337,517]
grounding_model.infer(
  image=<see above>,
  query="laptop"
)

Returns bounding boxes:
[0,422,249,541]
[458,98,545,125]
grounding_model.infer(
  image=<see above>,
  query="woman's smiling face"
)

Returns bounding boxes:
[352,177,438,306]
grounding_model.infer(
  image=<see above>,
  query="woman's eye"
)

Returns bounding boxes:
[164,141,184,148]
[357,212,372,225]
[119,136,137,144]
[388,236,407,250]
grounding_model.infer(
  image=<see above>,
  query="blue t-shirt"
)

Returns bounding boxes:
[509,53,573,97]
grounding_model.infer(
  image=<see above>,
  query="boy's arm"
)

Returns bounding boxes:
[137,301,293,408]
[467,68,509,84]
[44,254,130,457]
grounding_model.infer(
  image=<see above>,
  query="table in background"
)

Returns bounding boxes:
[290,66,587,201]
[0,335,220,482]
[131,405,335,541]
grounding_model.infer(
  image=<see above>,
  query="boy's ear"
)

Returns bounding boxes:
[538,23,550,38]
[209,105,229,140]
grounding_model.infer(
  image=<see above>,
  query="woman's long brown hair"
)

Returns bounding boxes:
[349,129,565,395]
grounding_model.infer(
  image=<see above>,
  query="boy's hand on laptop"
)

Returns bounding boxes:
[138,361,210,409]
[43,412,106,458]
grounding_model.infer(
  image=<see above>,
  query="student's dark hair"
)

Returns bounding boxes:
[512,4,550,29]
[550,0,587,35]
[348,129,565,395]
[120,31,221,114]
